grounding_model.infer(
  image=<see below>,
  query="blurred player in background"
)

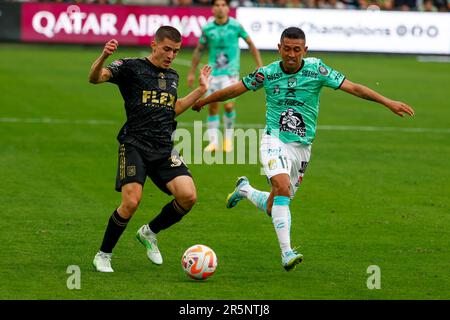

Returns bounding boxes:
[193,27,414,271]
[88,26,211,272]
[188,0,263,152]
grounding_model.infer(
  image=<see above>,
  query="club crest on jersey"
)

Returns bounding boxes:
[158,73,166,89]
[279,108,306,137]
[288,77,297,88]
[127,165,136,177]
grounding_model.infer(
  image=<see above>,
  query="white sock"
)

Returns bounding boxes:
[271,196,292,254]
[240,184,269,214]
[207,115,220,145]
[223,111,236,140]
[224,128,234,141]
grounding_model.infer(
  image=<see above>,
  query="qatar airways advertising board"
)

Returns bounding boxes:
[13,3,450,54]
[21,3,232,46]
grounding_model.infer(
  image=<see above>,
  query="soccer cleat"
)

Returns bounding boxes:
[93,251,114,273]
[204,143,217,152]
[136,225,163,265]
[226,176,249,209]
[281,249,303,271]
[223,138,233,153]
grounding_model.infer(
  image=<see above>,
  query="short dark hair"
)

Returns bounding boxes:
[155,26,182,43]
[280,27,306,43]
[212,0,230,6]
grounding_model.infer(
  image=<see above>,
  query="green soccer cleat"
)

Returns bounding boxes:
[281,250,304,271]
[226,176,249,209]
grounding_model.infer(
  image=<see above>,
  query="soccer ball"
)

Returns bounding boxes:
[181,244,217,280]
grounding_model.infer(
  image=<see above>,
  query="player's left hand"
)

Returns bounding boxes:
[386,100,415,117]
[199,65,212,92]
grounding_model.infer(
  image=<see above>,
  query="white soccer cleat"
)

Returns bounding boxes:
[136,225,163,265]
[281,249,303,271]
[93,251,114,273]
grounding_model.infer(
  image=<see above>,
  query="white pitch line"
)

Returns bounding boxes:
[0,117,117,125]
[417,56,450,63]
[1,117,450,134]
[178,122,450,134]
[317,124,450,134]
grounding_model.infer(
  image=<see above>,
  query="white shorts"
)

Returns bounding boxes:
[207,74,239,96]
[260,134,311,198]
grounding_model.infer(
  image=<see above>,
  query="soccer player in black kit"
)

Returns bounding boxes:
[88,26,212,272]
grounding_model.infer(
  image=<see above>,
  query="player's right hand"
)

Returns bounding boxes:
[103,39,118,57]
[187,72,195,88]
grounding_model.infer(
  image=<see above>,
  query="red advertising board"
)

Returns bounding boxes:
[21,3,235,46]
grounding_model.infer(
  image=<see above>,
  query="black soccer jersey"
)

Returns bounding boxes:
[106,57,179,158]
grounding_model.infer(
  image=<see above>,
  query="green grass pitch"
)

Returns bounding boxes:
[0,43,449,299]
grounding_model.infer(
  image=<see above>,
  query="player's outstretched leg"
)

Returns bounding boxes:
[226,177,270,215]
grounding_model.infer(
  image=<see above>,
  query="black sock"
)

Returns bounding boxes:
[99,209,130,253]
[148,200,190,234]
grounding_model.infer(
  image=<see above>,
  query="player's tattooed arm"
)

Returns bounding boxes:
[187,42,206,88]
[176,65,212,116]
[192,81,249,112]
[88,39,117,84]
[339,79,415,117]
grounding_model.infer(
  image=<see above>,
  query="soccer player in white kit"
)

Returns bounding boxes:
[193,27,414,271]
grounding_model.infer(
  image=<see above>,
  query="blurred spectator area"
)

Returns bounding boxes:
[244,0,449,11]
[0,0,447,12]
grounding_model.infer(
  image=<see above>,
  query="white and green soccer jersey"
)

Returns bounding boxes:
[242,58,345,145]
[199,18,249,77]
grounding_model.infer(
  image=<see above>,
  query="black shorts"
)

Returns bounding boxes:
[115,143,192,195]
